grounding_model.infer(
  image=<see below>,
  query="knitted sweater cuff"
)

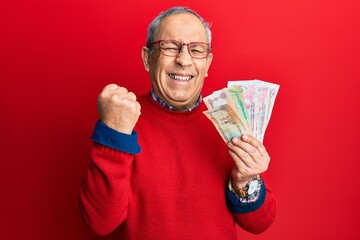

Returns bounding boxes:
[225,181,266,214]
[91,121,141,154]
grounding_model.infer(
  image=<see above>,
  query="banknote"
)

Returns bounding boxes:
[225,86,253,135]
[253,81,270,141]
[203,88,229,109]
[204,87,252,134]
[255,80,280,133]
[203,104,247,143]
[205,79,279,143]
[228,81,256,135]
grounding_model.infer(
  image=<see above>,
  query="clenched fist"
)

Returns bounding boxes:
[97,84,141,134]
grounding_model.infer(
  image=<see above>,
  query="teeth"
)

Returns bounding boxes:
[169,74,193,81]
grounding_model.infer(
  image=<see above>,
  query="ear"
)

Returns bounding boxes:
[204,53,213,77]
[142,47,151,72]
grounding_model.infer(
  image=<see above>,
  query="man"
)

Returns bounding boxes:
[79,6,276,239]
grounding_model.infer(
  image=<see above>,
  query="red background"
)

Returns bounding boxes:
[1,0,360,239]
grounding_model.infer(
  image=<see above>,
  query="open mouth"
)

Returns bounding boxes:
[168,74,194,82]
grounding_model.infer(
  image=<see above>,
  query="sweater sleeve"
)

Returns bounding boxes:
[226,181,277,234]
[78,122,140,236]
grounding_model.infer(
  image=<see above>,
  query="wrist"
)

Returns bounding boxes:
[231,178,251,189]
[231,173,260,189]
[101,120,133,135]
[229,175,262,198]
[226,177,266,213]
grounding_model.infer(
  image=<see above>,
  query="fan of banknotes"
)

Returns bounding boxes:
[203,80,280,143]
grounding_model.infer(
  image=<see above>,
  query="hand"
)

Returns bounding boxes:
[97,84,141,134]
[227,134,270,188]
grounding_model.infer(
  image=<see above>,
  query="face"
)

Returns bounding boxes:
[142,13,213,110]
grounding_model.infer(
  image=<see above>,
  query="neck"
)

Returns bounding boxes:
[150,89,202,112]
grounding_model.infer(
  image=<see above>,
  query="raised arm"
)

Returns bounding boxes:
[79,84,141,236]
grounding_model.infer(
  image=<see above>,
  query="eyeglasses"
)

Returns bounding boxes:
[151,40,211,59]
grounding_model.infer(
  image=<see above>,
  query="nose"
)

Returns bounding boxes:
[175,45,192,67]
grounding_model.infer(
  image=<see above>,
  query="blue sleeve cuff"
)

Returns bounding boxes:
[91,121,141,154]
[225,181,266,214]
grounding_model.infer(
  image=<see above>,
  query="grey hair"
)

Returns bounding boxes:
[146,6,212,53]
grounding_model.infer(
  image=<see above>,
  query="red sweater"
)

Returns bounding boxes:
[79,93,276,239]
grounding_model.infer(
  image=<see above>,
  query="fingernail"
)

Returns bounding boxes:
[242,134,248,141]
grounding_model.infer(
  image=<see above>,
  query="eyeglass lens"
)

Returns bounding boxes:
[160,41,209,58]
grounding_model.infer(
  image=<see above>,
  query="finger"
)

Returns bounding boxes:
[103,83,119,91]
[241,134,266,156]
[99,85,127,101]
[240,135,271,171]
[231,137,262,159]
[228,140,257,169]
[113,86,128,95]
[228,149,252,176]
[107,87,129,102]
[123,91,137,101]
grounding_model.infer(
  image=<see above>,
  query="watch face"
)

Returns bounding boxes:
[248,180,259,195]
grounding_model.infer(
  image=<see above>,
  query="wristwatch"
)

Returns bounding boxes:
[231,175,262,198]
